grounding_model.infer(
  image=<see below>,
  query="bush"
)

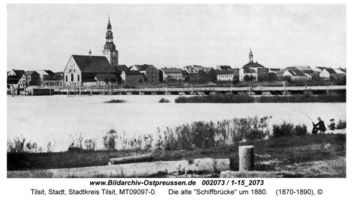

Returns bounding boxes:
[103,129,118,150]
[336,120,346,129]
[153,116,271,151]
[303,91,314,98]
[7,137,40,153]
[68,134,84,152]
[84,139,96,151]
[159,98,170,103]
[294,124,308,136]
[104,99,126,103]
[273,122,294,138]
[273,122,307,138]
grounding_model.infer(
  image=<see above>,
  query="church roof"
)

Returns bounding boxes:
[242,61,265,69]
[72,55,115,73]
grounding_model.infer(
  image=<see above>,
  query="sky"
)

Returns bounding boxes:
[7,4,346,72]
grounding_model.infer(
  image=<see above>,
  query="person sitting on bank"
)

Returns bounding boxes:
[329,119,336,132]
[312,117,326,134]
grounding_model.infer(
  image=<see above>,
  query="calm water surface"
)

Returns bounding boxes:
[7,95,346,151]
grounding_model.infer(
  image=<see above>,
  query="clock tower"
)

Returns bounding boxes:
[103,17,119,66]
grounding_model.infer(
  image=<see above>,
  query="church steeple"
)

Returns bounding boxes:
[103,17,119,66]
[107,16,112,29]
[249,49,254,63]
[105,17,114,44]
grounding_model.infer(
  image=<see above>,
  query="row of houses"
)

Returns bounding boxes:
[8,50,346,89]
[282,66,346,82]
[7,69,63,89]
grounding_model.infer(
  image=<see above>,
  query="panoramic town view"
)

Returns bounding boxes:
[7,4,346,178]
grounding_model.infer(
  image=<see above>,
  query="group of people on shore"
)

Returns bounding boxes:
[312,117,340,134]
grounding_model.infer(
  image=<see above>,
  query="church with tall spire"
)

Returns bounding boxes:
[102,17,119,67]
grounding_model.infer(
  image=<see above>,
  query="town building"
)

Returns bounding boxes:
[130,64,160,84]
[102,17,119,67]
[17,71,41,89]
[268,68,282,81]
[317,67,337,81]
[181,70,189,82]
[161,68,184,82]
[63,54,116,86]
[113,65,128,84]
[7,69,25,88]
[95,74,118,86]
[36,70,63,86]
[283,67,309,82]
[184,65,204,73]
[334,68,346,81]
[216,70,234,82]
[286,66,314,80]
[42,72,64,86]
[215,68,240,83]
[125,70,144,86]
[188,70,213,84]
[239,49,268,82]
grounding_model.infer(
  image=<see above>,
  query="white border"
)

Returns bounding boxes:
[0,0,351,200]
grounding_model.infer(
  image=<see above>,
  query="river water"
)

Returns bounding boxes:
[7,95,346,151]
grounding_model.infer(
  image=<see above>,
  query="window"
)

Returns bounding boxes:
[66,75,68,82]
[77,74,80,82]
[71,74,74,82]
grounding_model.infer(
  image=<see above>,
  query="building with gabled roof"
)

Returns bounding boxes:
[17,71,41,89]
[130,64,159,84]
[184,65,204,73]
[125,70,144,86]
[161,67,184,82]
[215,69,235,82]
[283,68,309,82]
[113,65,128,83]
[239,49,268,82]
[63,54,116,86]
[316,67,337,80]
[7,69,25,88]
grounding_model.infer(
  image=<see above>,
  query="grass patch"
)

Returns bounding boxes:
[104,99,126,103]
[159,98,170,103]
[175,94,346,103]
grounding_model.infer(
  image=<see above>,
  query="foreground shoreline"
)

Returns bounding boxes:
[7,134,346,178]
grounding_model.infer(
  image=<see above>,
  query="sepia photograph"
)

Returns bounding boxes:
[6,4,346,178]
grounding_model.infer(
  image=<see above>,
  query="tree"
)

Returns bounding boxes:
[268,72,278,81]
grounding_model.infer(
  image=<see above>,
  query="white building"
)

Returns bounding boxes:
[216,70,235,82]
[317,67,337,80]
[63,55,116,86]
[283,68,309,82]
